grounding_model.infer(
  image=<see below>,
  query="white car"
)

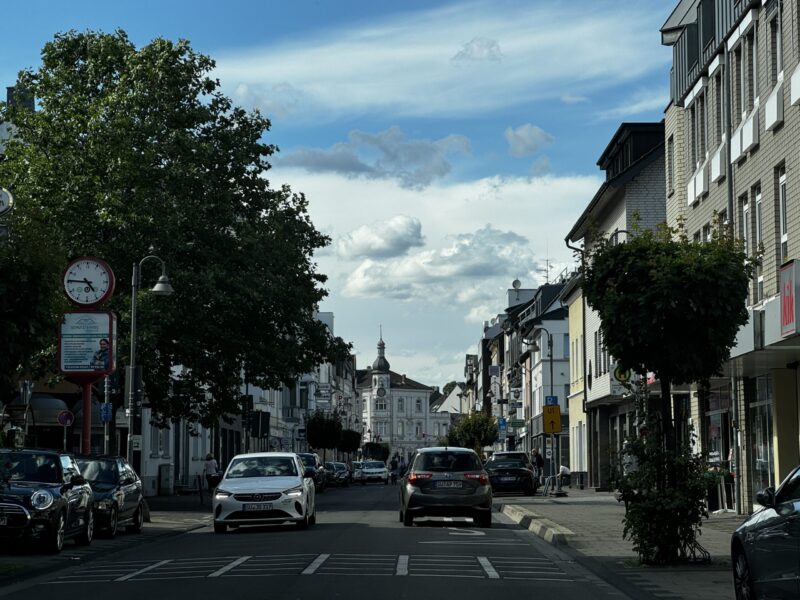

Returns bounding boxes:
[213,452,316,533]
[361,460,389,485]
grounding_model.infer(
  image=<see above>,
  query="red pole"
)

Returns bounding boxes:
[82,382,92,455]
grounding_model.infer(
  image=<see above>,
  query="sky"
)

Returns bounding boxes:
[2,0,676,387]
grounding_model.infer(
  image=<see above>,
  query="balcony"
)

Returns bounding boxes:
[791,63,800,106]
[741,108,759,153]
[710,136,726,183]
[730,123,742,163]
[694,160,709,199]
[765,78,784,131]
[686,174,696,206]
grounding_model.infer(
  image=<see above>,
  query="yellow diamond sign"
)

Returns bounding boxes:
[543,405,561,434]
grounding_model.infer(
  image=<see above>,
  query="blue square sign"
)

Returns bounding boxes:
[545,396,558,406]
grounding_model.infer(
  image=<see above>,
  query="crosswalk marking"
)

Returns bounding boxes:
[301,553,330,575]
[477,557,500,579]
[116,560,172,581]
[396,555,409,575]
[208,556,252,577]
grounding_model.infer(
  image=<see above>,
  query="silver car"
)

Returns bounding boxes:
[213,452,316,534]
[399,447,492,527]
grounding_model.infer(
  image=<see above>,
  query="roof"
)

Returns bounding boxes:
[415,446,475,453]
[660,0,698,45]
[355,369,434,391]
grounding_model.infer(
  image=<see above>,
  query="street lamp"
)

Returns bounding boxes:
[524,326,559,491]
[127,255,174,475]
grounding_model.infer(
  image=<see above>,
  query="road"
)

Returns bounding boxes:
[0,483,632,600]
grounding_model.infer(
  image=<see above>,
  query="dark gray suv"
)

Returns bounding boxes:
[399,447,492,528]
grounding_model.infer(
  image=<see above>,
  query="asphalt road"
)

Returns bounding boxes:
[0,483,633,600]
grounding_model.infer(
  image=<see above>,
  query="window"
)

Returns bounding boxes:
[778,166,788,263]
[754,184,763,301]
[733,46,742,123]
[415,422,422,437]
[376,397,387,411]
[694,231,702,243]
[689,103,698,167]
[563,334,570,359]
[702,223,712,243]
[714,73,723,146]
[397,397,404,413]
[740,194,750,257]
[770,4,783,84]
[667,135,674,194]
[397,421,404,437]
[697,92,707,162]
[747,27,758,110]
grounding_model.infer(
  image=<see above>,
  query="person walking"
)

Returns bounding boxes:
[203,453,219,492]
[531,448,545,483]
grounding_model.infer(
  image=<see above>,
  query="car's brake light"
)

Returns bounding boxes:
[407,472,433,485]
[464,473,488,485]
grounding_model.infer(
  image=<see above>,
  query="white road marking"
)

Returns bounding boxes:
[477,557,499,579]
[301,553,330,575]
[419,541,525,545]
[208,556,252,577]
[115,560,172,581]
[396,555,409,576]
[447,528,485,536]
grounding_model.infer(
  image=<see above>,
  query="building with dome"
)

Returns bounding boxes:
[357,335,452,462]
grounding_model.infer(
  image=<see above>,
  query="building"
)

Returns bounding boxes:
[662,0,800,511]
[565,121,666,489]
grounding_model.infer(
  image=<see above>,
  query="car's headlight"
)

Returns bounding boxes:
[215,489,232,498]
[31,490,54,510]
[284,486,304,498]
[96,499,113,510]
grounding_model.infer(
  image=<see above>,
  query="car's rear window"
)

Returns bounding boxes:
[414,452,481,472]
[365,461,384,469]
[298,455,316,467]
[486,458,527,469]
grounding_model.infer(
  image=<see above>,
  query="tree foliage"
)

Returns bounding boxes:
[362,442,390,462]
[306,411,342,459]
[446,412,497,453]
[442,381,461,398]
[337,429,362,454]
[0,30,350,422]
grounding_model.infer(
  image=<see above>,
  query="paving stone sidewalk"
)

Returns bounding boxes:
[496,487,741,600]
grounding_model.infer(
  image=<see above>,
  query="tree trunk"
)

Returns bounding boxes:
[659,378,675,455]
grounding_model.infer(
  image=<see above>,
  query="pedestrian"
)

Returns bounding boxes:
[203,453,219,492]
[531,448,545,482]
[558,464,571,488]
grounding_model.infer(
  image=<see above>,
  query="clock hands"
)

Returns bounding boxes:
[66,278,97,292]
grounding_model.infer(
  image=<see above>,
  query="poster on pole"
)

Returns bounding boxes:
[59,311,117,375]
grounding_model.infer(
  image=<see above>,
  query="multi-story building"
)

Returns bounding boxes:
[565,122,665,489]
[662,0,800,511]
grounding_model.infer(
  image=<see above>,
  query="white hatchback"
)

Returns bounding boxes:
[361,460,389,485]
[213,452,316,534]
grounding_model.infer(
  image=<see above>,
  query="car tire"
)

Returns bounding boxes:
[733,548,755,600]
[361,480,366,486]
[384,478,389,485]
[214,522,227,534]
[46,512,66,554]
[399,509,404,523]
[126,503,144,534]
[524,480,536,496]
[106,506,118,538]
[309,506,316,526]
[477,513,492,528]
[403,510,413,527]
[75,508,94,546]
[297,510,310,530]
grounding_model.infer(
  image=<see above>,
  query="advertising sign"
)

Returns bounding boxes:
[59,311,117,375]
[780,260,799,337]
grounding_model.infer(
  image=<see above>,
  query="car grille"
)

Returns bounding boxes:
[0,503,31,528]
[232,493,282,502]
[225,509,293,521]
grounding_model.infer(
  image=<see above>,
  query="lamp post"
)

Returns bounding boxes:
[527,326,557,488]
[127,255,174,476]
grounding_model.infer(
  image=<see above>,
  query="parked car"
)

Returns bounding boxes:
[731,465,800,599]
[351,461,364,483]
[0,448,94,553]
[361,460,389,485]
[484,453,537,496]
[76,456,144,538]
[212,452,315,534]
[399,447,492,528]
[325,462,350,487]
[297,452,327,494]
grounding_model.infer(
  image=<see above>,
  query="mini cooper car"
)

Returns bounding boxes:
[76,456,145,538]
[0,448,94,553]
[213,452,316,533]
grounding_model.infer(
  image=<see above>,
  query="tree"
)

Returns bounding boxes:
[363,442,390,462]
[337,429,362,456]
[442,381,461,398]
[305,410,342,461]
[449,412,497,454]
[0,30,350,421]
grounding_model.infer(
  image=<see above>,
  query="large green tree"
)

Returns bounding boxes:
[0,30,349,423]
[305,410,342,460]
[447,412,497,454]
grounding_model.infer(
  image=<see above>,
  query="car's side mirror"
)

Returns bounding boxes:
[756,486,776,508]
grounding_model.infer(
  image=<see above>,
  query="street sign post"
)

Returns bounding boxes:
[57,410,74,451]
[545,395,558,406]
[543,405,561,434]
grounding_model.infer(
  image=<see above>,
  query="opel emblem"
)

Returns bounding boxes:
[253,494,262,502]
[444,473,452,479]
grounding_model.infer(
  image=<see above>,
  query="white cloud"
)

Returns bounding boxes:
[337,215,425,259]
[598,87,669,119]
[452,37,504,62]
[214,1,671,120]
[530,155,551,176]
[278,126,470,189]
[504,124,553,157]
[561,93,589,104]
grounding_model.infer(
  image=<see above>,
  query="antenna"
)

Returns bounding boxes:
[512,278,521,300]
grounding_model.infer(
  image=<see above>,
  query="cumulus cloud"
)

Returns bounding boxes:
[504,124,554,157]
[337,215,425,260]
[452,37,504,62]
[530,155,551,177]
[342,224,537,300]
[278,126,470,189]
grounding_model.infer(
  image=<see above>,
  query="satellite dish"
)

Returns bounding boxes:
[512,279,521,290]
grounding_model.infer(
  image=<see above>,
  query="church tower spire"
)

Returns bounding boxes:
[372,327,390,372]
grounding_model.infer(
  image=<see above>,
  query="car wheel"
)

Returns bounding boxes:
[213,522,228,534]
[403,509,413,527]
[106,506,118,538]
[524,480,535,496]
[384,478,389,485]
[733,548,755,600]
[126,503,144,533]
[399,509,404,523]
[75,508,94,546]
[297,509,310,530]
[361,480,366,486]
[46,512,66,554]
[477,513,492,528]
[309,506,317,526]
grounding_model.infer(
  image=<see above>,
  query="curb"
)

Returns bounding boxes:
[496,503,575,546]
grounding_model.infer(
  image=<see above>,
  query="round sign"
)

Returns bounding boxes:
[57,410,74,427]
[614,366,631,383]
[0,188,14,216]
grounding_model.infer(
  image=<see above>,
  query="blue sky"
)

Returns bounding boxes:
[3,0,675,385]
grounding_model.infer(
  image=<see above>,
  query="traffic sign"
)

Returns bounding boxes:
[545,396,558,406]
[100,402,113,424]
[498,417,507,432]
[543,405,561,434]
[57,410,74,427]
[511,419,525,428]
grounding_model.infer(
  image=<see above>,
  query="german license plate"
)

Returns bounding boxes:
[435,481,462,489]
[242,503,272,511]
[0,516,6,526]
[500,476,516,481]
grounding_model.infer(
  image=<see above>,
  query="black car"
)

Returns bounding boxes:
[297,452,326,493]
[0,448,94,553]
[484,453,538,496]
[76,456,145,538]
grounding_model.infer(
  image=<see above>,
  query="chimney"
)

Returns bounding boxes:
[401,374,406,384]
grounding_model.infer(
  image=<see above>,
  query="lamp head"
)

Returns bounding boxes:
[151,274,175,295]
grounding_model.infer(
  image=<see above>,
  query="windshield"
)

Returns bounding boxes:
[298,455,316,467]
[76,459,119,483]
[414,452,482,472]
[365,461,385,469]
[226,456,298,479]
[335,464,347,472]
[0,452,60,484]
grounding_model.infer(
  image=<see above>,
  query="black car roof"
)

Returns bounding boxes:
[1,448,71,456]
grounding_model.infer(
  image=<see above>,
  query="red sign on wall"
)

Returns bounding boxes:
[780,261,798,337]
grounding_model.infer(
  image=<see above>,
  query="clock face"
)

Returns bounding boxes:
[0,188,14,216]
[63,257,116,306]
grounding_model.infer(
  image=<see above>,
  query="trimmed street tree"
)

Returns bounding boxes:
[582,222,756,563]
[305,410,342,461]
[448,412,498,454]
[0,30,350,422]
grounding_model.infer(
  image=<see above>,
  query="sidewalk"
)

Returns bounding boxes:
[495,487,740,600]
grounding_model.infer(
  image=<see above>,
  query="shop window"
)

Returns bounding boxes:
[749,376,775,501]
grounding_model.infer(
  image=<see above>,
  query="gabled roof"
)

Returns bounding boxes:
[355,369,434,391]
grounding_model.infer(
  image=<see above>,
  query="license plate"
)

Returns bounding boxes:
[500,476,516,482]
[435,481,462,489]
[0,516,6,526]
[242,503,272,511]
